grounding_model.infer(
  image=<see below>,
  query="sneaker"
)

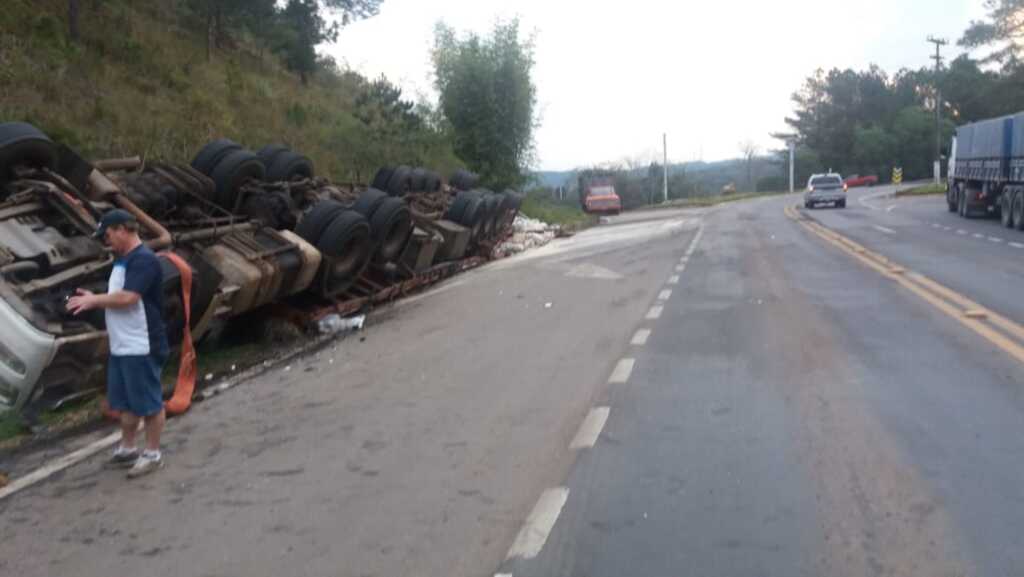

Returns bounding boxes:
[107,446,138,468]
[126,452,162,479]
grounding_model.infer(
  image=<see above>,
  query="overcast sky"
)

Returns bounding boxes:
[326,0,988,170]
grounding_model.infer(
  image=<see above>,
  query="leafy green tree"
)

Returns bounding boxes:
[432,19,537,190]
[960,0,1024,68]
[278,0,382,84]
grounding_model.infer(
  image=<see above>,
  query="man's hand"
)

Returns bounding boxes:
[66,288,97,316]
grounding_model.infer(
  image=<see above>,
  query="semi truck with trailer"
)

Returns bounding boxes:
[946,112,1024,229]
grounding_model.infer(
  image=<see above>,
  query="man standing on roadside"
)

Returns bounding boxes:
[67,209,169,478]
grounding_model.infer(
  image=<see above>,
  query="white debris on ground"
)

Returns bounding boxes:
[495,215,558,257]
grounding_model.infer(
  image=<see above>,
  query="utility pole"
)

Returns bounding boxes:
[927,36,947,184]
[662,133,669,203]
[788,139,796,193]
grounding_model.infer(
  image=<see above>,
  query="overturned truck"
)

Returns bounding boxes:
[0,123,521,414]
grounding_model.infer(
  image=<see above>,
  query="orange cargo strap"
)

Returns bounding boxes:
[160,252,197,415]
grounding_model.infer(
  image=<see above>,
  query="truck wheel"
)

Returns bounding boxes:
[210,149,265,210]
[450,169,479,191]
[192,139,242,176]
[386,165,414,196]
[256,144,290,168]
[1002,191,1015,228]
[370,197,413,262]
[445,190,477,223]
[0,122,58,184]
[423,170,442,193]
[296,199,345,244]
[947,185,958,212]
[958,189,968,218]
[837,200,846,209]
[410,167,429,192]
[459,197,486,240]
[1013,192,1024,231]
[351,188,389,218]
[315,211,373,296]
[266,150,314,182]
[371,167,394,191]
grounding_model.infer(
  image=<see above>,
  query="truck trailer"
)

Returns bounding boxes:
[947,112,1024,229]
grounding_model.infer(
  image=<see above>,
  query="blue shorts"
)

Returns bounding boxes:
[107,353,167,417]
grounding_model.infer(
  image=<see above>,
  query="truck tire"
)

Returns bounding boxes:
[351,188,389,218]
[266,150,314,182]
[0,122,58,185]
[256,144,290,168]
[315,211,373,296]
[1013,192,1024,231]
[958,189,968,218]
[296,199,345,244]
[386,165,414,196]
[459,196,485,240]
[371,167,394,191]
[445,190,477,223]
[482,194,504,238]
[1002,191,1015,228]
[423,170,442,192]
[210,149,265,210]
[450,169,479,191]
[837,200,846,209]
[370,197,413,262]
[410,167,429,192]
[192,139,242,176]
[947,185,958,212]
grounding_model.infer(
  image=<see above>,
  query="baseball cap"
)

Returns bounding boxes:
[92,209,136,239]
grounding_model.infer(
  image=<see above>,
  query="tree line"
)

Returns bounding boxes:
[781,0,1024,182]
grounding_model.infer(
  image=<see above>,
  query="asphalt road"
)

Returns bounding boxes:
[3,186,1024,577]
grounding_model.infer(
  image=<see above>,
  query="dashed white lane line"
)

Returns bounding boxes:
[631,329,651,345]
[973,233,985,239]
[675,264,686,272]
[667,275,680,285]
[569,407,611,449]
[957,229,968,235]
[886,205,897,212]
[931,223,941,228]
[658,289,673,301]
[608,358,636,384]
[679,256,689,263]
[989,236,1003,243]
[505,487,570,560]
[646,305,663,319]
[873,225,896,235]
[1011,242,1024,249]
[943,226,952,231]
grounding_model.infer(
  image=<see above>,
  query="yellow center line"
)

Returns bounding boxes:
[785,204,1024,366]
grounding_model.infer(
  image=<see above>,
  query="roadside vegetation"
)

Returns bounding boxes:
[519,191,595,231]
[896,183,946,197]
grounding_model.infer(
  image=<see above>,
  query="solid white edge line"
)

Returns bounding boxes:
[506,487,570,560]
[608,358,636,384]
[569,407,611,449]
[0,431,121,501]
[495,574,513,577]
[631,329,651,346]
[658,289,672,301]
[646,305,663,320]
